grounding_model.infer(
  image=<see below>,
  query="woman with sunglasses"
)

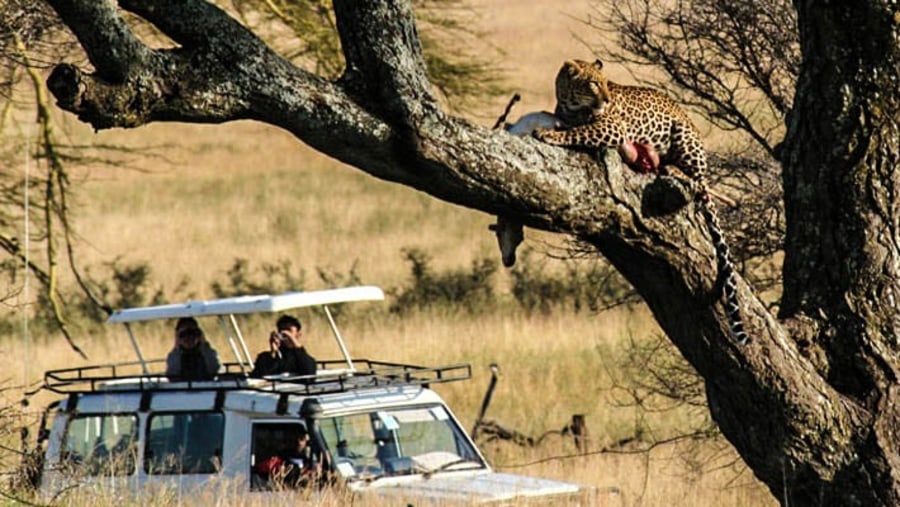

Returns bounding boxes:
[165,317,221,381]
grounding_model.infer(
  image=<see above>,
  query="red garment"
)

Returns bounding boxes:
[255,455,284,476]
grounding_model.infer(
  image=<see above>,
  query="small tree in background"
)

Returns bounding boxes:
[231,0,507,111]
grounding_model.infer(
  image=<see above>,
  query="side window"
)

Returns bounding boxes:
[145,412,224,474]
[61,414,138,476]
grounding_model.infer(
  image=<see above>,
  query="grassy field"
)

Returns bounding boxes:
[4,0,776,504]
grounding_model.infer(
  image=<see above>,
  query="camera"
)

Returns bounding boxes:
[277,331,291,341]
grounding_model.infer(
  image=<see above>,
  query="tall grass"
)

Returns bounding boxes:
[63,121,504,293]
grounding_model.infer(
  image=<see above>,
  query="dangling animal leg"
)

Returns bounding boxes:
[489,216,525,268]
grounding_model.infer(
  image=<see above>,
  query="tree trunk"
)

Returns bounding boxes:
[776,1,900,504]
[39,0,900,504]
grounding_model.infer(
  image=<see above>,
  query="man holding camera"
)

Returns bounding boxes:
[250,315,317,379]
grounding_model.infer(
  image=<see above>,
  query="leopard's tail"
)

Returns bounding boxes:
[698,198,750,346]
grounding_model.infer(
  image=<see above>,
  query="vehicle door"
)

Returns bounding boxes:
[142,392,225,491]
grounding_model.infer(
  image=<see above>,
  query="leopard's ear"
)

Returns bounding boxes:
[593,59,604,70]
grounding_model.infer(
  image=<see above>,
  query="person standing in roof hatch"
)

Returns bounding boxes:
[165,317,221,380]
[250,315,317,378]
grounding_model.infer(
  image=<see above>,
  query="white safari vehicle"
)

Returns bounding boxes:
[34,286,589,504]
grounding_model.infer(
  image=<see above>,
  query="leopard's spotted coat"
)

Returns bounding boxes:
[535,59,749,345]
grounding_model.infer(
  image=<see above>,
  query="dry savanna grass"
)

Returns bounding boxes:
[3,1,778,505]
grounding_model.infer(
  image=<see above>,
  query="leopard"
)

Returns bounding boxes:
[534,59,749,346]
[535,58,708,189]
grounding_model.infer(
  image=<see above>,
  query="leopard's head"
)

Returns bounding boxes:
[553,59,611,126]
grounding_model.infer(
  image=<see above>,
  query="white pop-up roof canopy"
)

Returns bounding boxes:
[110,286,385,375]
[108,286,385,323]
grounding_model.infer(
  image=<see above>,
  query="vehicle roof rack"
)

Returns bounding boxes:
[42,359,471,398]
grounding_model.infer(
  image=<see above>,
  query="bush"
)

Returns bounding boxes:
[38,259,170,326]
[316,261,363,289]
[510,249,635,314]
[210,258,306,298]
[388,248,497,314]
[315,262,366,318]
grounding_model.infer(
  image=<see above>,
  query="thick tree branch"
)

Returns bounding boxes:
[47,0,148,82]
[333,0,436,124]
[119,0,252,48]
[782,1,900,391]
[778,1,900,503]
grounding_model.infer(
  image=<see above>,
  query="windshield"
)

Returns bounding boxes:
[319,404,484,481]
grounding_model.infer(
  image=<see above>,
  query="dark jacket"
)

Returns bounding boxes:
[166,342,220,380]
[251,346,317,378]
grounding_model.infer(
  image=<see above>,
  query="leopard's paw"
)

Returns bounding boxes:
[532,127,559,144]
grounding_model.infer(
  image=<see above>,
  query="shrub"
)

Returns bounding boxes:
[316,261,363,289]
[35,260,170,326]
[388,248,497,314]
[510,249,635,314]
[315,262,366,318]
[210,258,305,298]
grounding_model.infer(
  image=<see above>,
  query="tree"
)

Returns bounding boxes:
[598,1,899,502]
[37,0,900,504]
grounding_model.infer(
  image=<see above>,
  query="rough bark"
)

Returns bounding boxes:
[777,1,900,504]
[40,0,900,504]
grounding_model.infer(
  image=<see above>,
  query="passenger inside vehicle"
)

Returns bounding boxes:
[252,424,318,490]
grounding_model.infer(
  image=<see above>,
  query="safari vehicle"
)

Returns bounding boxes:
[32,286,590,504]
